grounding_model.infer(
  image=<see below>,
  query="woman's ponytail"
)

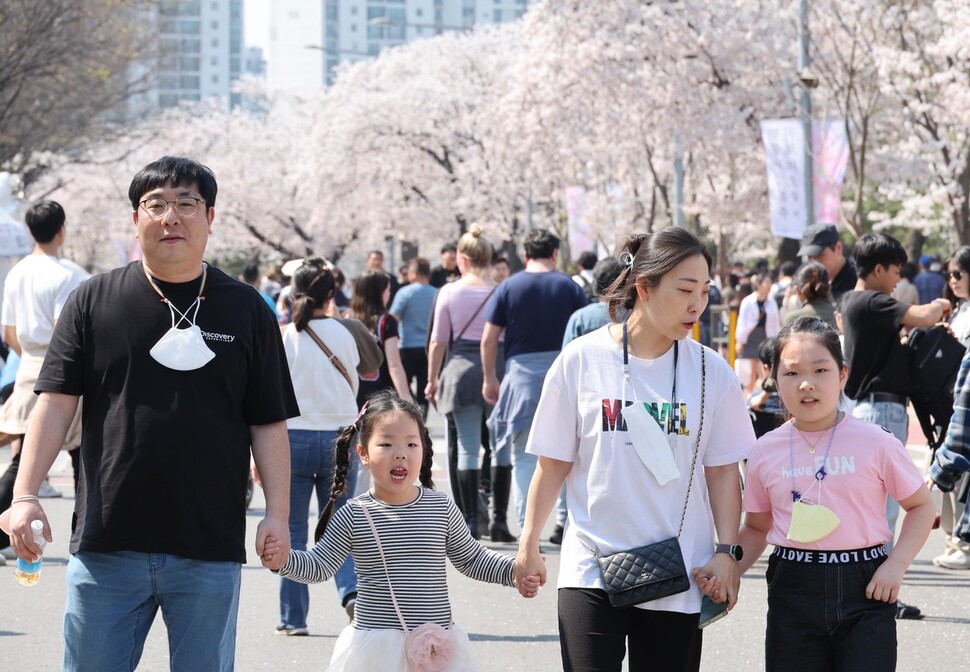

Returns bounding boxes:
[607,233,648,321]
[314,424,357,543]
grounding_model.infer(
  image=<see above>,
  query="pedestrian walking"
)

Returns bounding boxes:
[0,156,299,671]
[482,228,588,529]
[737,316,935,671]
[261,390,540,672]
[389,257,438,417]
[514,228,755,672]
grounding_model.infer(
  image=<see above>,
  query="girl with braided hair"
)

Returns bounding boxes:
[261,390,539,671]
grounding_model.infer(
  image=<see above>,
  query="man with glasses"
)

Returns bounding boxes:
[2,156,299,671]
[797,223,858,303]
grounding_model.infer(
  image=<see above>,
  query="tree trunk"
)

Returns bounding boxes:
[905,229,925,265]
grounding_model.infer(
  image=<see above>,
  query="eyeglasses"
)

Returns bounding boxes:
[139,196,205,220]
[948,270,964,281]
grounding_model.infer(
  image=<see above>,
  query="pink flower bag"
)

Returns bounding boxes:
[360,504,456,672]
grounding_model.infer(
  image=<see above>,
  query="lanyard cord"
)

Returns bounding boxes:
[144,263,208,328]
[788,411,842,502]
[623,320,678,406]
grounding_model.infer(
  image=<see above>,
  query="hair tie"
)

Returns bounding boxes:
[353,401,369,432]
[619,251,634,268]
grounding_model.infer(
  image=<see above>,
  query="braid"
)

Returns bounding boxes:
[314,425,357,543]
[419,426,436,489]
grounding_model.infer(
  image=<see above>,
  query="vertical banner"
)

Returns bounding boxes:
[565,186,595,256]
[761,119,807,239]
[812,120,849,226]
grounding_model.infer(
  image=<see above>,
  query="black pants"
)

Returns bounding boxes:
[0,450,19,549]
[399,347,428,417]
[558,588,702,672]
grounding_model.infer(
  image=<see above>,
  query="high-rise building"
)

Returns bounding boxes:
[267,0,534,89]
[129,0,244,116]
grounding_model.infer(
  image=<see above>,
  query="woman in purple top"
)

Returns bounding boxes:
[426,224,511,541]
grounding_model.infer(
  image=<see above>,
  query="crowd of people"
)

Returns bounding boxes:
[0,156,967,672]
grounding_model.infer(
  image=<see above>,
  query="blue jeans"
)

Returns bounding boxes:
[64,551,240,672]
[281,429,358,628]
[450,404,494,470]
[852,401,908,551]
[512,428,538,528]
[765,554,896,671]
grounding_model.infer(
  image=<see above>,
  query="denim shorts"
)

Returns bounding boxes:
[765,551,896,671]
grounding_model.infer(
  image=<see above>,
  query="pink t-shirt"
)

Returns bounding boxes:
[743,414,924,550]
[430,281,502,343]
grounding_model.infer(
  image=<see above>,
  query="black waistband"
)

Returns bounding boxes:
[772,544,888,564]
[861,392,907,405]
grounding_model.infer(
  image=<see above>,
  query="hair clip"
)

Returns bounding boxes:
[619,251,634,268]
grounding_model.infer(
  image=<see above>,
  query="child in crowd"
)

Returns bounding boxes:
[747,337,783,438]
[261,390,538,672]
[729,317,935,671]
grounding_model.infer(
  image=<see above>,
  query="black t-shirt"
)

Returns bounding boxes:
[841,289,911,400]
[831,258,859,304]
[36,262,299,562]
[429,265,461,289]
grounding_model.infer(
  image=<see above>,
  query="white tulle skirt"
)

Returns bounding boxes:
[326,623,482,672]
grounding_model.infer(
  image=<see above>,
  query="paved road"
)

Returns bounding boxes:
[1,407,968,670]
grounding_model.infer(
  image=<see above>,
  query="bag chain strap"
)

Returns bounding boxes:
[676,346,705,538]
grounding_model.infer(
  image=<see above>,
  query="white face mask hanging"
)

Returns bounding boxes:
[620,321,681,486]
[146,263,215,372]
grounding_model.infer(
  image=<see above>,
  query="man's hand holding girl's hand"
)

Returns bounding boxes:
[259,534,286,570]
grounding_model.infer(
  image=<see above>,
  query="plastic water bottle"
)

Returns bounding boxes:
[14,520,47,587]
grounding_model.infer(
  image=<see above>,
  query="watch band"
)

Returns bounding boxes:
[714,543,743,562]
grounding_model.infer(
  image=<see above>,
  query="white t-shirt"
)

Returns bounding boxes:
[283,317,361,431]
[1,254,82,357]
[527,326,756,613]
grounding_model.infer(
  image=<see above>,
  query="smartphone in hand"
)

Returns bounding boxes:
[698,595,729,629]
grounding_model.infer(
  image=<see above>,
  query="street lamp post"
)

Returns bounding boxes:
[798,0,816,229]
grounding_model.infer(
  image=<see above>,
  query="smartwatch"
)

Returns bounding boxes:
[714,543,744,562]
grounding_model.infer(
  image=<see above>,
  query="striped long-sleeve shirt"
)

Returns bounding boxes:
[278,488,516,630]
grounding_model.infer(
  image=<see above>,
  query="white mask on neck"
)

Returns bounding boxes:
[146,264,214,372]
[150,299,215,371]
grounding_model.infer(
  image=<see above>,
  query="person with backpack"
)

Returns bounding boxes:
[840,233,951,619]
[349,271,412,408]
[927,345,970,570]
[571,251,598,304]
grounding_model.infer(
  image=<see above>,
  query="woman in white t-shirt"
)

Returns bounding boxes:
[513,229,756,672]
[277,260,371,634]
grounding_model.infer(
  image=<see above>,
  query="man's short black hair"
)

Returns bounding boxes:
[853,232,908,278]
[523,228,560,260]
[25,200,66,244]
[440,243,457,254]
[128,156,217,211]
[242,261,260,284]
[577,251,598,270]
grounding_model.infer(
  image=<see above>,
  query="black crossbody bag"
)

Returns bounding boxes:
[584,345,706,608]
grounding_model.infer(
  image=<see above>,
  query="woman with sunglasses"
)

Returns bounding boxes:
[945,247,970,347]
[935,246,970,571]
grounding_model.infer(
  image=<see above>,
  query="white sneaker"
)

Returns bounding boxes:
[0,546,17,560]
[936,548,970,570]
[37,480,62,498]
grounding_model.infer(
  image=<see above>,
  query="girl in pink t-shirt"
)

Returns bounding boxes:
[728,316,935,671]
